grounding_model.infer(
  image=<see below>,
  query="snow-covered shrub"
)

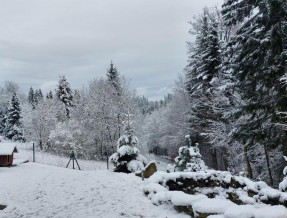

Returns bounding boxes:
[279,156,287,192]
[48,120,84,158]
[174,135,207,172]
[109,113,147,173]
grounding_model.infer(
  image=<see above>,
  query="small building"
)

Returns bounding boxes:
[0,143,18,167]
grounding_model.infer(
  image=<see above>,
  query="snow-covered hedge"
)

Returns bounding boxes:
[144,171,287,218]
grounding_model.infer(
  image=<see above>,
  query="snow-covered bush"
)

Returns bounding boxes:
[174,135,207,172]
[48,120,84,158]
[279,156,287,192]
[109,113,147,173]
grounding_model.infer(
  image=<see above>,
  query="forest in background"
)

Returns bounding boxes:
[1,0,287,188]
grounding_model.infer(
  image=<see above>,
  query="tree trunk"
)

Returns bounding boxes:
[282,130,287,157]
[244,145,253,179]
[211,148,218,170]
[264,145,274,186]
[39,139,43,150]
[222,146,229,171]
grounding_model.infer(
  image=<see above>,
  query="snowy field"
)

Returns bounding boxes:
[0,162,188,218]
[14,142,170,172]
[15,143,107,171]
[0,142,185,218]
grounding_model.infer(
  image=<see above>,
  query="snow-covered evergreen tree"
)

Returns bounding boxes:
[56,76,74,119]
[4,93,25,142]
[109,113,147,173]
[174,135,206,172]
[35,89,43,103]
[0,111,6,134]
[185,8,231,170]
[107,61,121,92]
[222,0,287,186]
[28,87,34,105]
[46,90,53,99]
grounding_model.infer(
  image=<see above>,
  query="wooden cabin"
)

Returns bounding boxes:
[0,143,18,167]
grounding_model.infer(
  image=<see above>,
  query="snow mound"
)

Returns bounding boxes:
[193,198,235,215]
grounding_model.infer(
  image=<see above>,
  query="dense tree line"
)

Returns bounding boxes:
[143,1,287,187]
[0,63,141,160]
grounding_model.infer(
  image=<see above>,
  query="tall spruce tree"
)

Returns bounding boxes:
[34,89,43,105]
[4,93,25,141]
[28,87,34,104]
[0,111,7,134]
[106,61,124,138]
[107,61,121,92]
[222,0,287,185]
[185,10,226,170]
[46,90,53,99]
[56,76,74,119]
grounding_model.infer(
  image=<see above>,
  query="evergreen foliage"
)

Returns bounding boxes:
[46,90,53,99]
[56,76,74,119]
[107,61,121,92]
[174,135,207,172]
[222,0,287,185]
[4,93,25,142]
[185,8,231,170]
[28,87,34,105]
[109,113,147,173]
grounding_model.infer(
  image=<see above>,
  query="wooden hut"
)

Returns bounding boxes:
[0,143,18,167]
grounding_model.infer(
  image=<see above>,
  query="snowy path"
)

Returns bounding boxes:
[0,163,188,218]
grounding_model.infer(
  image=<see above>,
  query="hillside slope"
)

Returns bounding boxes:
[0,162,187,218]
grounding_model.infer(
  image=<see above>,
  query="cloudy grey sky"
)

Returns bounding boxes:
[0,0,223,100]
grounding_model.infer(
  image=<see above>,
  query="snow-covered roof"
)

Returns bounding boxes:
[0,143,18,155]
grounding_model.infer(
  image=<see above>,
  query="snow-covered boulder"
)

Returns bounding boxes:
[279,156,287,192]
[143,170,287,217]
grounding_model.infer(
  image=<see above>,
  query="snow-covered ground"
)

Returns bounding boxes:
[0,162,188,218]
[15,142,107,171]
[14,142,169,172]
[0,141,187,218]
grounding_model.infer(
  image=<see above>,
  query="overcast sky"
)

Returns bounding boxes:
[0,0,223,100]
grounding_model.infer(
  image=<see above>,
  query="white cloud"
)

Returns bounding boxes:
[40,80,58,94]
[0,0,223,99]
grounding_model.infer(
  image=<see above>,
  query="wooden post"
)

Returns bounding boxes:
[33,143,35,162]
[105,152,109,170]
[141,170,144,181]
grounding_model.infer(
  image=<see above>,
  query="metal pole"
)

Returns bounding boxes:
[33,143,35,162]
[73,157,74,169]
[74,158,81,170]
[66,158,71,168]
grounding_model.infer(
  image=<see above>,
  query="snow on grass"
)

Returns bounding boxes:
[14,142,107,171]
[0,162,189,218]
